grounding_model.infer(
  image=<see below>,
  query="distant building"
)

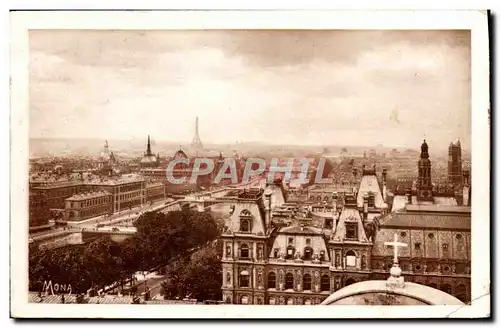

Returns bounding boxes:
[140,135,160,169]
[448,140,463,187]
[64,191,113,221]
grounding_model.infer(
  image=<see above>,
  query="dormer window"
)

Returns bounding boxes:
[345,223,357,239]
[286,245,295,259]
[303,246,313,260]
[367,192,375,207]
[240,219,251,232]
[320,250,325,261]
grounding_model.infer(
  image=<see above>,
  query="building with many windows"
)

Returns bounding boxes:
[220,140,471,305]
[64,191,113,221]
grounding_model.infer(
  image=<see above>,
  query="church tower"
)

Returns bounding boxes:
[448,140,463,188]
[417,140,433,202]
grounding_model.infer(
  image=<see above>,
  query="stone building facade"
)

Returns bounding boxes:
[220,141,471,305]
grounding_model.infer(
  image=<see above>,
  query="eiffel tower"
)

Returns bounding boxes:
[191,116,203,149]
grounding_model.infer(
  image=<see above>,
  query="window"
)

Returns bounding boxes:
[273,248,279,258]
[267,272,276,289]
[455,263,466,274]
[306,238,311,245]
[345,278,356,286]
[240,244,249,259]
[456,234,463,240]
[303,247,313,260]
[269,297,276,305]
[325,219,333,229]
[455,284,467,303]
[303,274,312,291]
[241,296,249,304]
[287,298,294,305]
[346,224,357,239]
[288,237,294,244]
[240,219,251,232]
[321,275,330,291]
[441,284,452,295]
[286,246,295,259]
[345,250,356,267]
[442,243,449,257]
[368,194,375,208]
[400,232,407,238]
[415,242,421,251]
[428,233,435,239]
[285,273,294,290]
[304,299,312,305]
[239,271,249,288]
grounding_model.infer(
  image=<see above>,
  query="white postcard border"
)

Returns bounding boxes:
[10,10,490,318]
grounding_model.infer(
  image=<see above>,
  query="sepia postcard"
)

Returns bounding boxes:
[10,10,490,319]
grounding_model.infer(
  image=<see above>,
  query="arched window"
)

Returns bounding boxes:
[345,278,356,286]
[324,196,329,202]
[240,209,252,216]
[304,299,312,305]
[303,274,312,291]
[441,283,452,295]
[345,250,357,267]
[455,284,467,303]
[240,295,249,304]
[287,298,294,305]
[303,246,313,260]
[239,270,250,288]
[321,275,330,292]
[285,273,294,290]
[267,272,276,289]
[240,218,251,232]
[240,244,249,259]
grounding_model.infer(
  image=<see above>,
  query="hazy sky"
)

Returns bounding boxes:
[30,30,471,149]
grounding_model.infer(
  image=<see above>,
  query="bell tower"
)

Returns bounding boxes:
[417,140,433,202]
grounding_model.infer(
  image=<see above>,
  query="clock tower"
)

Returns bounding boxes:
[417,140,433,202]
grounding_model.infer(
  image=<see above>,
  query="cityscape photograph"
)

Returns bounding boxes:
[25,28,473,308]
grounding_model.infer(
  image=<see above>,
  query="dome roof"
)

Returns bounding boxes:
[173,149,188,160]
[141,154,157,164]
[321,280,464,306]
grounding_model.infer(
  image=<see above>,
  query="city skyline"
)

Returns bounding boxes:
[30,30,471,149]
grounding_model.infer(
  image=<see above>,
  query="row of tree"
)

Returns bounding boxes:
[29,209,222,295]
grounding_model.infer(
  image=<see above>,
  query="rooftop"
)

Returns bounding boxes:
[378,211,470,230]
[66,191,111,201]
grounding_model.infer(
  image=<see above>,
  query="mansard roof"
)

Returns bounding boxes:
[357,174,384,208]
[331,207,370,243]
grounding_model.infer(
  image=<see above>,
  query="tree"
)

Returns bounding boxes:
[160,240,223,302]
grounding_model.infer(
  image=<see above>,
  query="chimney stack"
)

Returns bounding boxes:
[265,192,272,231]
[382,168,388,201]
[363,193,369,221]
[405,189,412,205]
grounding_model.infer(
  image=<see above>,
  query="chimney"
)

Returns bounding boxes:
[382,168,388,201]
[363,193,368,221]
[265,192,272,231]
[405,189,412,205]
